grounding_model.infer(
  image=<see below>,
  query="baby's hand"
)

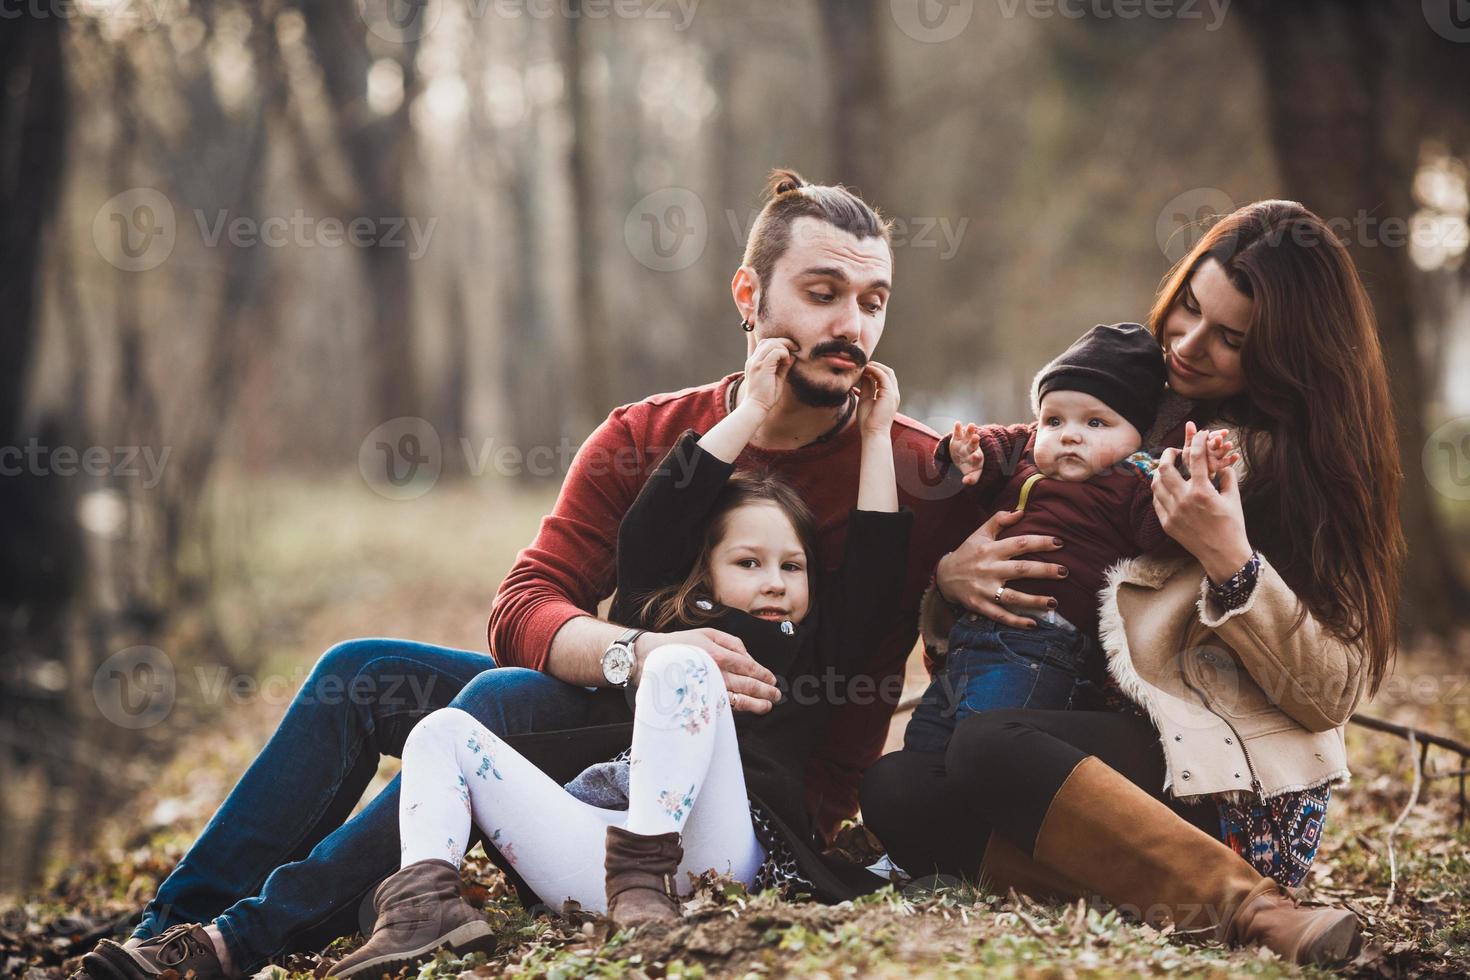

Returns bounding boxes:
[949,422,985,486]
[1187,421,1240,478]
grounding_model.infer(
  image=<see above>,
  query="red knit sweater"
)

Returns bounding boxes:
[488,372,985,837]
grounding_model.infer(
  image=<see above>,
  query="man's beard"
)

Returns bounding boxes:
[755,294,867,408]
[785,359,857,408]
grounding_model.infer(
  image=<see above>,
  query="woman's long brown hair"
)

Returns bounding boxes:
[635,471,821,632]
[1148,200,1405,694]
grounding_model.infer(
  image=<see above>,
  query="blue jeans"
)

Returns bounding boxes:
[131,639,607,972]
[903,613,1095,753]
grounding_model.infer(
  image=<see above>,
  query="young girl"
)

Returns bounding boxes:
[325,341,913,979]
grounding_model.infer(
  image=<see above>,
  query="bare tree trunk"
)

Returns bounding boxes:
[1238,0,1469,635]
[819,0,888,195]
[299,1,424,424]
[0,7,76,892]
[565,2,612,431]
[503,110,563,470]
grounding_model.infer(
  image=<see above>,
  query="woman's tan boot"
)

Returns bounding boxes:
[323,860,496,978]
[604,826,684,927]
[977,833,1085,903]
[1025,756,1361,967]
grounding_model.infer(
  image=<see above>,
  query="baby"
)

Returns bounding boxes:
[904,322,1233,753]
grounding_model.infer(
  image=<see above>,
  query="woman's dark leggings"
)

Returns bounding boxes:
[859,708,1221,881]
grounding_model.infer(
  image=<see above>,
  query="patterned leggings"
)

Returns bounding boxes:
[398,646,765,912]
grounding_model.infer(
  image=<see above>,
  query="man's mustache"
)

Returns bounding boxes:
[800,341,868,368]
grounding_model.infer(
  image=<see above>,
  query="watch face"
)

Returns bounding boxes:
[602,645,633,686]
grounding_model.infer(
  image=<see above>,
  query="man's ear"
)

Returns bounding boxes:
[731,265,760,322]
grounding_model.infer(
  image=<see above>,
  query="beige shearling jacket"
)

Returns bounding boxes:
[917,429,1365,805]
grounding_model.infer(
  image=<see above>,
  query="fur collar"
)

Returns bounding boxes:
[1102,554,1194,591]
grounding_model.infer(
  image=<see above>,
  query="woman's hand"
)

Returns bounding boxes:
[856,361,900,438]
[1153,424,1254,583]
[742,338,798,412]
[934,509,1067,629]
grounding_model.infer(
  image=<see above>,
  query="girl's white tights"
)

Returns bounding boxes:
[397,646,765,913]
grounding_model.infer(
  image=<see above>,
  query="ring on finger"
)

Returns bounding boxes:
[993,586,1006,604]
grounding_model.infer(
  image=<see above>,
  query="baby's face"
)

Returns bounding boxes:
[707,502,812,625]
[1033,391,1143,482]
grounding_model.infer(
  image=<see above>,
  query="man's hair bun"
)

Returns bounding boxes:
[765,168,808,200]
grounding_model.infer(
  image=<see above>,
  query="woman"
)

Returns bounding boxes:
[861,200,1403,968]
[320,345,911,978]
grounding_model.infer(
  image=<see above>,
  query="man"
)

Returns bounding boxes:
[81,169,989,980]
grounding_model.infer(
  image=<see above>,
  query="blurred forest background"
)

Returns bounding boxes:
[3,0,1470,900]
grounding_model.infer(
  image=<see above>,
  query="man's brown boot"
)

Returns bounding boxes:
[1027,756,1361,967]
[324,860,496,979]
[81,924,226,980]
[604,826,683,928]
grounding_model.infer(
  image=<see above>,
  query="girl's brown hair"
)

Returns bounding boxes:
[1148,200,1405,694]
[636,470,821,632]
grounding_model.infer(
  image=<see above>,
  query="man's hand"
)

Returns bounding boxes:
[948,422,986,485]
[634,628,782,713]
[934,509,1067,629]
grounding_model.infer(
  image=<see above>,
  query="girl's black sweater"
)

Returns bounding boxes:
[609,429,914,853]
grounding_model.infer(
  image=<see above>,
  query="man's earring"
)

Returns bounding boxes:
[741,318,754,332]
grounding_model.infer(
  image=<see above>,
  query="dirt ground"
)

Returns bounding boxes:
[3,480,1467,978]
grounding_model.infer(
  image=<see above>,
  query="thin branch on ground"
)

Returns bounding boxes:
[1385,729,1424,907]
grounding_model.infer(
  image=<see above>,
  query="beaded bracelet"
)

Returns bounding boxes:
[1208,551,1261,610]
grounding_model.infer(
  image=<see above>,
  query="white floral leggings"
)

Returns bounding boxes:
[398,645,766,913]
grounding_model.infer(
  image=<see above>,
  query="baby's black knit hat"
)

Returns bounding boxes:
[1032,322,1166,437]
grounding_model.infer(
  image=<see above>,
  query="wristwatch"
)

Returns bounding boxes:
[600,628,645,688]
